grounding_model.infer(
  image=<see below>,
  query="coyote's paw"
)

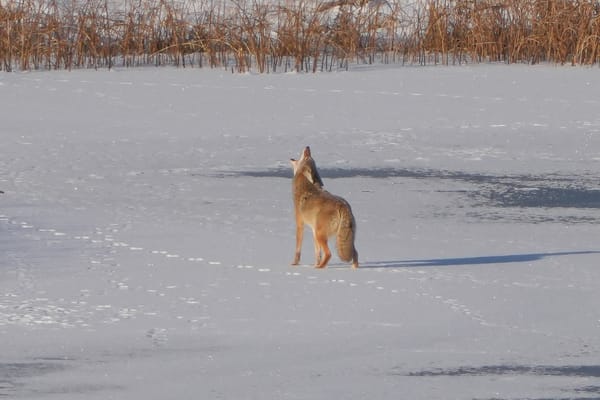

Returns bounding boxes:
[292,253,301,266]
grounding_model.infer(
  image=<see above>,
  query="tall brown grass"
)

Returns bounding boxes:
[1,0,599,72]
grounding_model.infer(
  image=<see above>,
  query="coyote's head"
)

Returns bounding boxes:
[290,146,324,188]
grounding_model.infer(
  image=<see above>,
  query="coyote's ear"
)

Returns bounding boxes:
[303,164,324,188]
[312,167,324,188]
[302,168,315,184]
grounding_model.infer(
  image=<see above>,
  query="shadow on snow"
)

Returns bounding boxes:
[223,166,600,209]
[362,250,600,268]
[399,364,600,400]
[404,364,600,378]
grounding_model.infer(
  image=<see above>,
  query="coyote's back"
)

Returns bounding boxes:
[290,146,358,269]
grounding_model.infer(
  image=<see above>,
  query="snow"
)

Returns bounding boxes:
[1,64,600,399]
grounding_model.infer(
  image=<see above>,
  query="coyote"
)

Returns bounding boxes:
[290,146,359,268]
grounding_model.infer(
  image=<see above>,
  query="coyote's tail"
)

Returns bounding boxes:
[336,205,358,266]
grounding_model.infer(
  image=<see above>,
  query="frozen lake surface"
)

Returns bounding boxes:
[1,65,600,399]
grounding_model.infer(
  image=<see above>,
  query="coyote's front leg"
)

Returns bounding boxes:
[292,215,304,265]
[313,230,322,267]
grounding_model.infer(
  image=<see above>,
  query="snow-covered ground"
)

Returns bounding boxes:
[1,65,600,399]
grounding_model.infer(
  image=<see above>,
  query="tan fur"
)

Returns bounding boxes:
[290,146,358,269]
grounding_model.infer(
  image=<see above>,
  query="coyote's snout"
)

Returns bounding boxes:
[290,146,358,269]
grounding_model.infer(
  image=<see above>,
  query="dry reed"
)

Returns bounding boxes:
[1,0,599,72]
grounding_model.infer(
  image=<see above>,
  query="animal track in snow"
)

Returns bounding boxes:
[146,328,168,346]
[81,227,219,269]
[418,291,488,326]
[4,216,407,311]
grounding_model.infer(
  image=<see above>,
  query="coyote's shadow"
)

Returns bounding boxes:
[362,250,600,269]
